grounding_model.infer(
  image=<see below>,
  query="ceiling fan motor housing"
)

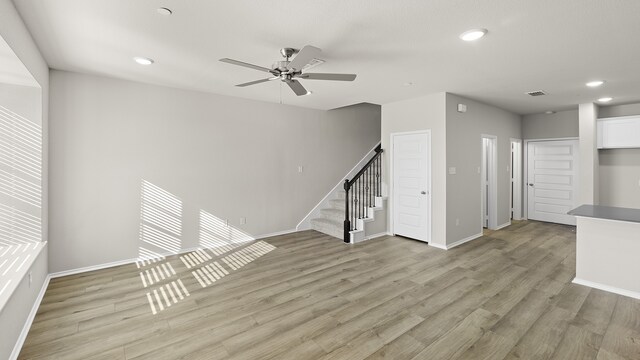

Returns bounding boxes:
[272,61,291,72]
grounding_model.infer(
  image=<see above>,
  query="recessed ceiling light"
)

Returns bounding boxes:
[157,7,172,15]
[598,97,613,102]
[305,91,312,95]
[586,80,604,87]
[133,57,154,65]
[545,111,556,114]
[459,29,488,41]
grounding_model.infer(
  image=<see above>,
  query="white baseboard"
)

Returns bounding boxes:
[495,221,511,230]
[572,277,640,300]
[366,232,388,240]
[255,228,297,239]
[49,257,141,279]
[50,228,298,279]
[429,242,448,250]
[10,274,51,360]
[443,232,484,250]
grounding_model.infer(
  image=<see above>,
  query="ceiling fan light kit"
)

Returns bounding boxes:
[219,45,357,96]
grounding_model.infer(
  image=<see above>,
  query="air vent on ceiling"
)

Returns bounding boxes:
[526,90,547,97]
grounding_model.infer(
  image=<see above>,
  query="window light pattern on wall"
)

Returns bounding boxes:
[137,180,183,267]
[0,105,42,249]
[199,209,254,256]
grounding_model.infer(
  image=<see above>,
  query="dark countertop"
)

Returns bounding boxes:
[568,204,640,224]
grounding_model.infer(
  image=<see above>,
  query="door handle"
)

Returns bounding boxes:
[421,191,427,195]
[528,183,534,187]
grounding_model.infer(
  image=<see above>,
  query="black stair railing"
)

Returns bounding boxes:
[343,145,383,243]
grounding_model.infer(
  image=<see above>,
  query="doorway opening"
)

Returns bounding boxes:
[510,139,522,220]
[481,135,498,229]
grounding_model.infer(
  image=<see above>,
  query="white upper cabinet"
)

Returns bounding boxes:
[597,116,640,149]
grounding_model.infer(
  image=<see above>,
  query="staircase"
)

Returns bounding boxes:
[311,145,386,243]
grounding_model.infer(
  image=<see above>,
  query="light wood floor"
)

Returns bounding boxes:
[20,221,640,359]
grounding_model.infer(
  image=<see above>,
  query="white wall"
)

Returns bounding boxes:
[579,103,599,205]
[381,93,447,247]
[0,0,49,358]
[48,70,381,273]
[445,93,521,245]
[598,102,640,208]
[522,109,578,139]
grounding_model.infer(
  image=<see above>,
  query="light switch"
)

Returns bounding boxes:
[449,167,457,175]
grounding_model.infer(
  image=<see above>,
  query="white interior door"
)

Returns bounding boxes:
[527,140,579,225]
[393,132,430,242]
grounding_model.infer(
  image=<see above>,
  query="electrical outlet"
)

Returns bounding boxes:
[240,217,246,225]
[298,165,303,173]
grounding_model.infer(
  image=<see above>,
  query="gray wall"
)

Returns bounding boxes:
[445,93,521,245]
[598,102,640,208]
[49,70,381,273]
[522,109,578,139]
[0,0,49,358]
[381,93,447,248]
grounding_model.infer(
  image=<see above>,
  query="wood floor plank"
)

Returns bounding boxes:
[18,222,640,360]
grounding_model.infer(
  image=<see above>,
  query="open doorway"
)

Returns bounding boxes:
[510,139,522,220]
[481,135,498,230]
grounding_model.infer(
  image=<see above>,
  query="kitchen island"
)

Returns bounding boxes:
[568,204,640,299]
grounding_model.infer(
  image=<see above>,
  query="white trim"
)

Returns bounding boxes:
[446,232,484,250]
[254,228,297,239]
[364,232,388,241]
[523,137,579,220]
[49,257,145,278]
[390,130,432,243]
[573,277,640,300]
[296,143,381,231]
[496,221,511,230]
[50,228,297,278]
[429,242,448,250]
[9,274,51,360]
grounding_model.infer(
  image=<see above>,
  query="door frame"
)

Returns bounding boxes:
[523,137,578,220]
[389,130,432,243]
[481,134,498,230]
[510,139,523,220]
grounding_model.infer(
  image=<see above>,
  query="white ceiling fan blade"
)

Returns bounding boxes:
[297,73,357,81]
[286,80,309,96]
[220,58,274,73]
[287,45,321,71]
[235,77,279,87]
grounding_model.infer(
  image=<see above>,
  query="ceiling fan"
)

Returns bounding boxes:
[219,45,357,96]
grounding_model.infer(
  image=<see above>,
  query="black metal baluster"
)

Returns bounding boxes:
[343,180,350,243]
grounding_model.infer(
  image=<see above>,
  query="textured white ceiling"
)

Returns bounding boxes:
[13,0,640,113]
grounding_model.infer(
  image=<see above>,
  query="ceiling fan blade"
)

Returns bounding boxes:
[235,77,278,87]
[287,45,322,71]
[219,58,274,73]
[286,80,309,96]
[297,73,357,81]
